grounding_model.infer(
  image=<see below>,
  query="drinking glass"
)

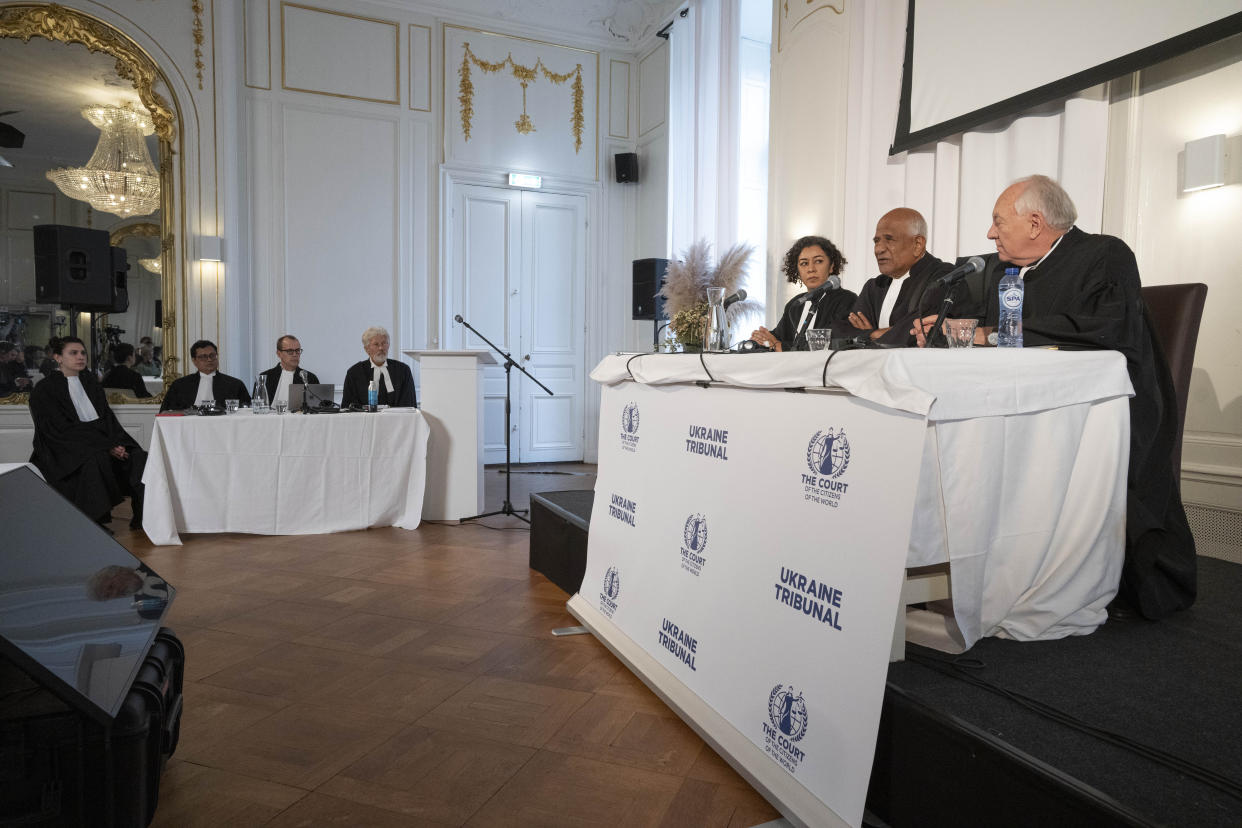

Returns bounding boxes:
[273,399,289,415]
[224,399,239,414]
[805,329,832,351]
[943,318,979,348]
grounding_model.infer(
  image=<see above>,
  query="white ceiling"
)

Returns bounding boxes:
[391,0,682,47]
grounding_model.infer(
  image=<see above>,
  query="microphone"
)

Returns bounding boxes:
[802,274,841,303]
[454,314,464,323]
[936,256,986,287]
[722,289,747,309]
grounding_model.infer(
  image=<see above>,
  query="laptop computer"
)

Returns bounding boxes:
[288,383,336,411]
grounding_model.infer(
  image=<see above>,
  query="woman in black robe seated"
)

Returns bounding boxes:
[29,337,145,530]
[750,235,857,351]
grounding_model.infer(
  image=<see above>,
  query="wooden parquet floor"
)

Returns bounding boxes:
[108,464,782,827]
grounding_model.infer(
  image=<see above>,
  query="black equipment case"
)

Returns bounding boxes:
[0,628,185,827]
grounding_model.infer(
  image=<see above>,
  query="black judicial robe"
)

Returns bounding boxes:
[160,372,251,411]
[837,253,956,346]
[965,227,1196,619]
[340,359,416,408]
[101,364,152,398]
[770,286,857,351]
[29,371,146,523]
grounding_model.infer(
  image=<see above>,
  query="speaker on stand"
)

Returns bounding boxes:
[632,258,669,351]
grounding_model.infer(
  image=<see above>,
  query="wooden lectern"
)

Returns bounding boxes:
[405,350,497,521]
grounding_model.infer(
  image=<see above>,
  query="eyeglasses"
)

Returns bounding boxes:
[279,348,304,355]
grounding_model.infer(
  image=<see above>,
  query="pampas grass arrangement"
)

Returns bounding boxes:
[659,239,762,349]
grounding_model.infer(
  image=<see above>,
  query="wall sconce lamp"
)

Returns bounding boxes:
[196,235,224,262]
[1182,134,1226,193]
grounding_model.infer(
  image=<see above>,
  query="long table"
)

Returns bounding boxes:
[572,347,1133,827]
[142,409,429,545]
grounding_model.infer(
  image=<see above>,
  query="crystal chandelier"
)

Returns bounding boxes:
[138,257,161,274]
[45,104,160,218]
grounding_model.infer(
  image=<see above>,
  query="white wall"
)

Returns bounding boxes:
[766,1,851,322]
[1103,37,1242,511]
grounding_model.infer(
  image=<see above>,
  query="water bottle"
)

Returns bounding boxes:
[367,380,378,412]
[997,267,1024,348]
[252,375,269,413]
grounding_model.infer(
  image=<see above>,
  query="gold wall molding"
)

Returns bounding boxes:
[458,41,584,152]
[280,2,400,105]
[109,220,161,245]
[608,59,630,140]
[192,0,204,89]
[0,1,183,392]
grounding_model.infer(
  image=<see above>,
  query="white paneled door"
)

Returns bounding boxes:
[451,184,586,464]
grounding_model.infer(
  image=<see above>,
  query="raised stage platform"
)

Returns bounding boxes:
[528,491,1242,827]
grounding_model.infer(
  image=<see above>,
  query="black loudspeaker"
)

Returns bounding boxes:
[33,224,113,310]
[110,246,130,313]
[632,258,669,321]
[615,152,639,183]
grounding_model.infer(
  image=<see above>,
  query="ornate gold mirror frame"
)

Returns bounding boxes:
[0,2,181,404]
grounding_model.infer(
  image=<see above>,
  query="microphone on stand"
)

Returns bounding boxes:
[935,256,986,287]
[793,276,841,350]
[454,314,464,324]
[722,289,747,309]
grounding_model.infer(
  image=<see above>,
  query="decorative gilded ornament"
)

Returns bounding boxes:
[192,0,205,90]
[458,42,584,152]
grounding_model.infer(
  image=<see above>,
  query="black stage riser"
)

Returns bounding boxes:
[868,685,1151,828]
[528,491,592,596]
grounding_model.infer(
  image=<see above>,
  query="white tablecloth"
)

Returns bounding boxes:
[592,348,1134,646]
[142,410,429,545]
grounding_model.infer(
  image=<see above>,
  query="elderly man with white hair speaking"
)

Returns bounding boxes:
[915,173,1196,622]
[340,326,416,408]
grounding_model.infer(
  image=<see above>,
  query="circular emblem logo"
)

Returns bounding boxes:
[1001,287,1023,310]
[768,684,810,741]
[806,429,851,478]
[621,402,640,434]
[683,514,708,552]
[603,567,621,600]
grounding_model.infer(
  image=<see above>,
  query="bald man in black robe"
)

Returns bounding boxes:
[940,175,1195,619]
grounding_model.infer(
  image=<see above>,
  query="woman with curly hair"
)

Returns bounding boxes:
[750,235,856,351]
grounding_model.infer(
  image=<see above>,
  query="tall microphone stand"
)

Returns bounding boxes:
[454,314,553,524]
[927,280,963,349]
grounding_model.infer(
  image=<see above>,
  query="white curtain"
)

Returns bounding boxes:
[841,0,1110,282]
[666,0,742,259]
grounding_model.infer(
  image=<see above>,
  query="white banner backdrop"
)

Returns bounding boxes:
[570,381,926,828]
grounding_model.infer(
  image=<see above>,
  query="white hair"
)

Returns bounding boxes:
[361,326,389,348]
[1012,175,1078,231]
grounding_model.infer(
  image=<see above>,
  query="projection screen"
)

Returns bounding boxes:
[891,0,1242,154]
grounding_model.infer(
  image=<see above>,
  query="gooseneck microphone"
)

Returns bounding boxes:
[454,314,464,323]
[722,289,747,309]
[936,256,986,287]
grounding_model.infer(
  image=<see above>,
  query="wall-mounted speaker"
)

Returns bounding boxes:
[632,258,669,321]
[615,152,639,183]
[33,225,113,310]
[109,246,129,314]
